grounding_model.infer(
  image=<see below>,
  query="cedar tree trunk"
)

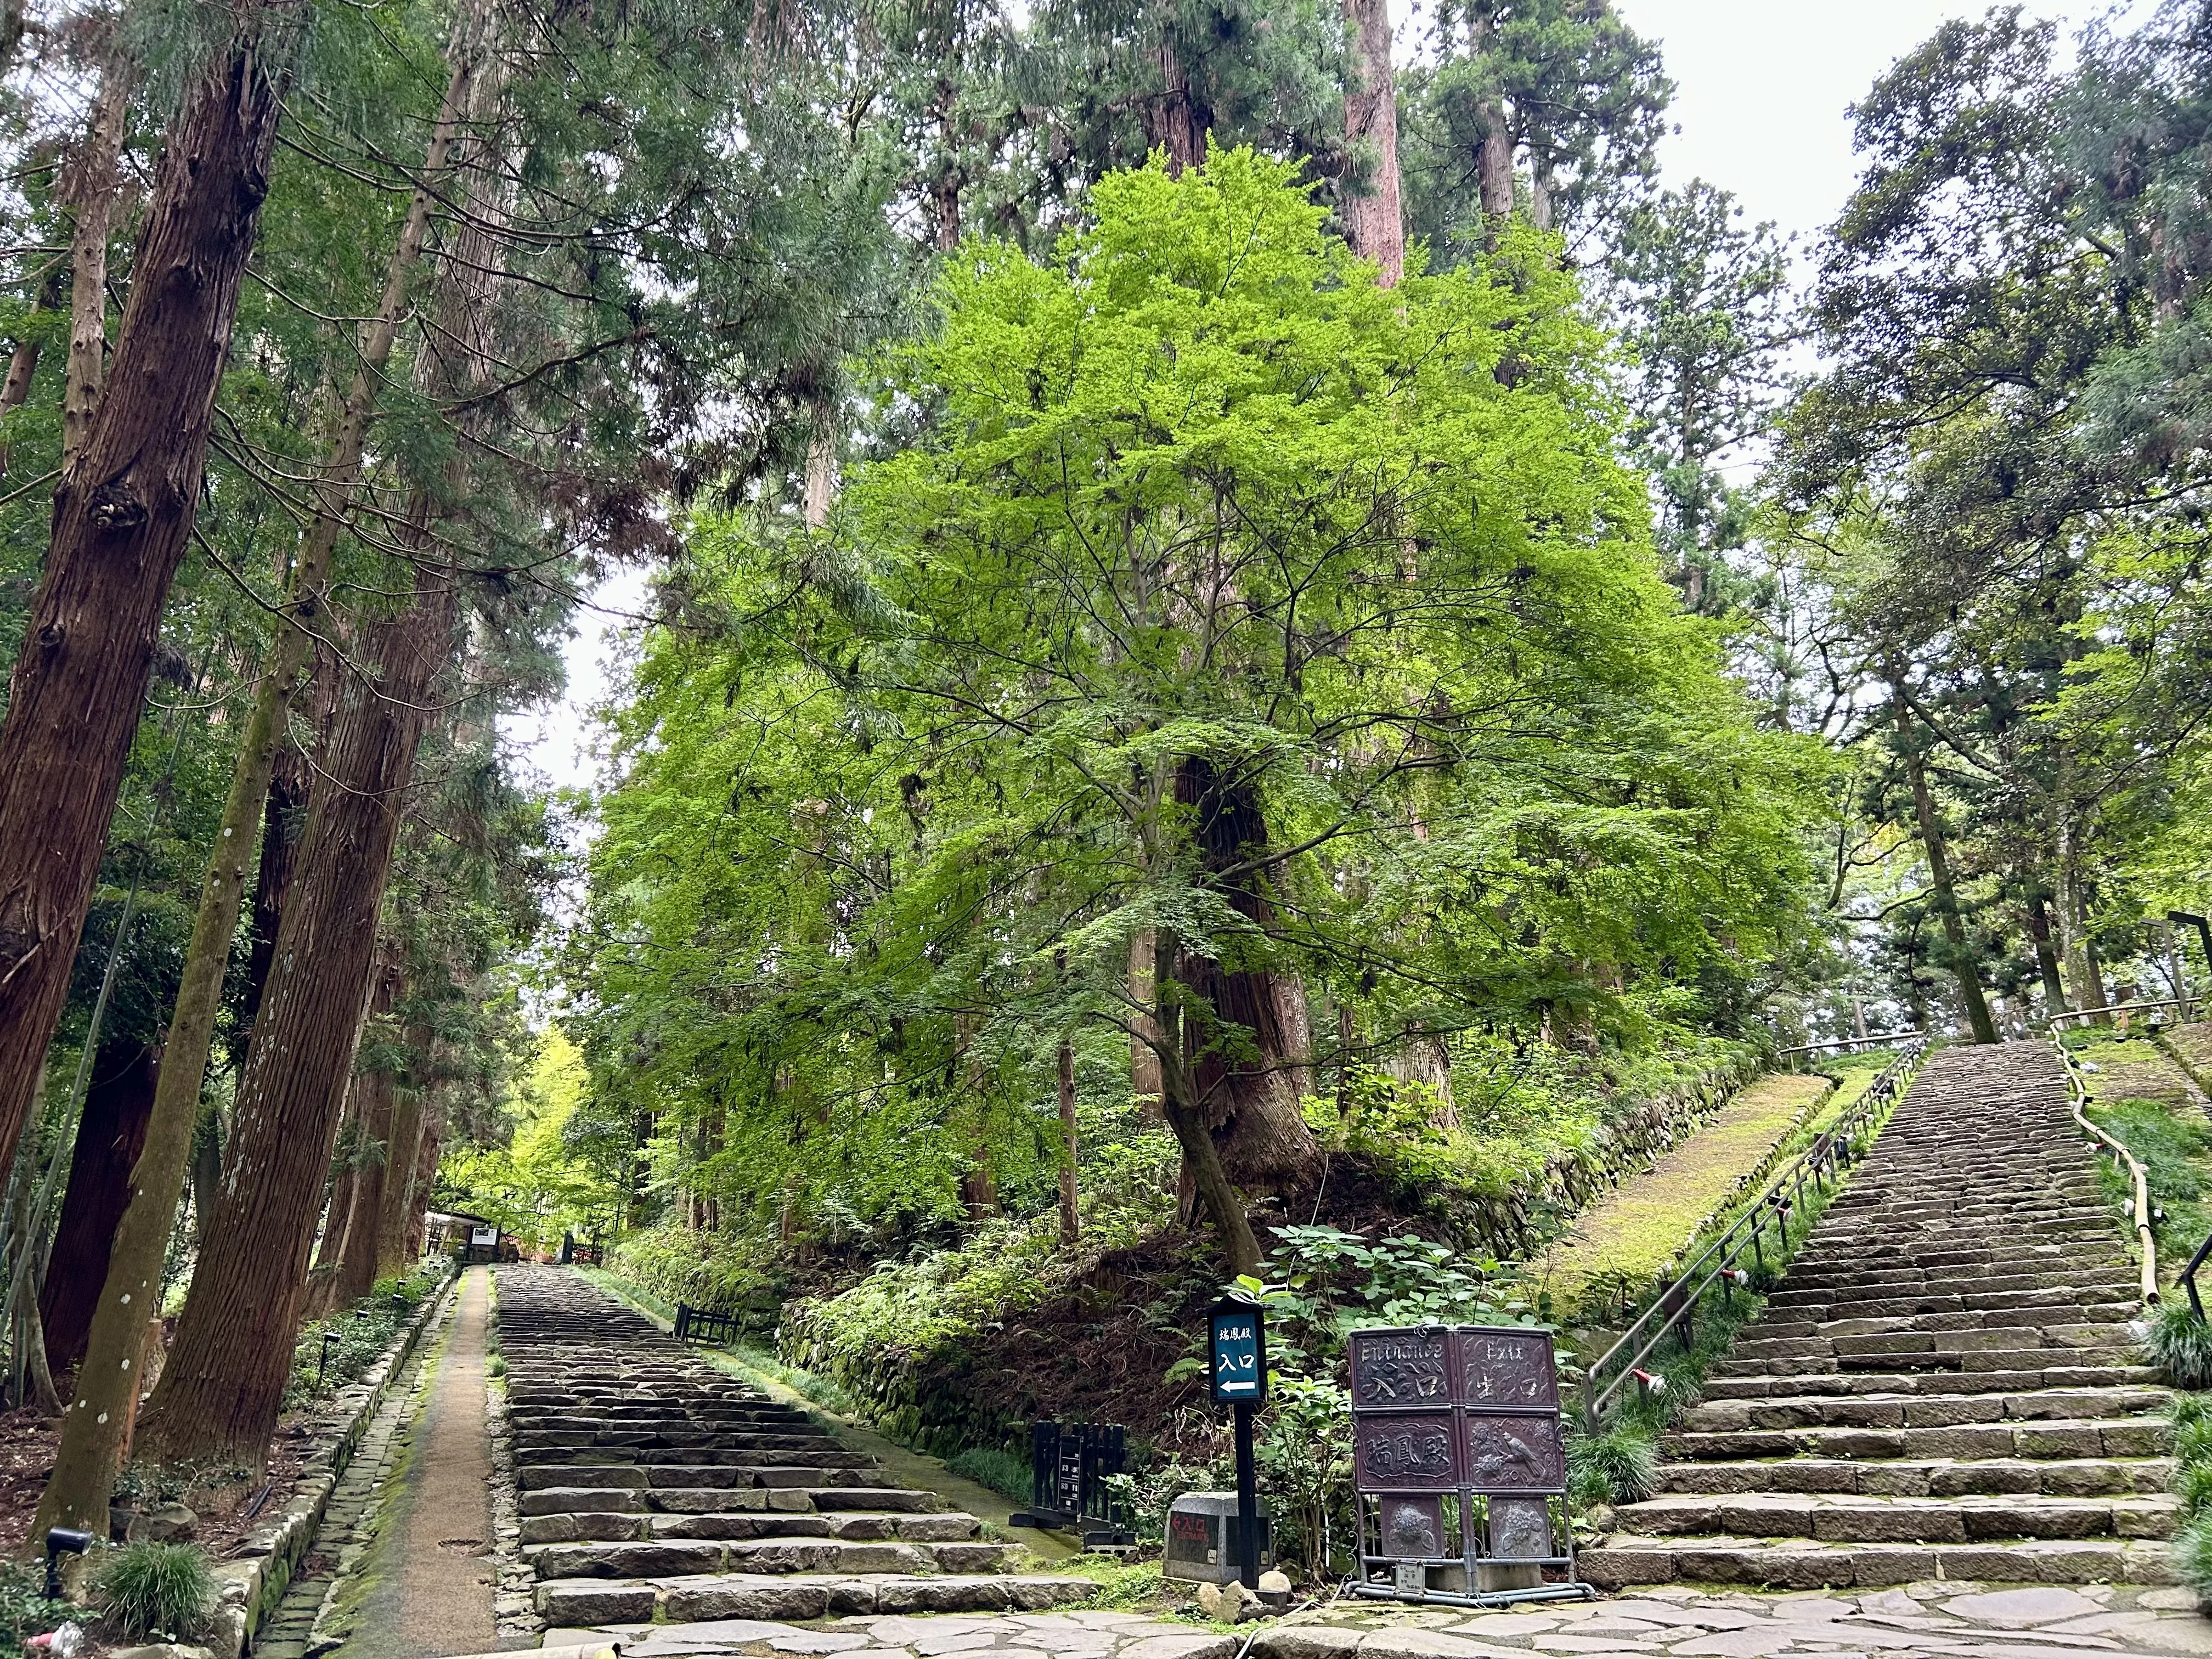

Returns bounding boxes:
[37,1041,157,1375]
[1155,927,1260,1275]
[1172,757,1321,1191]
[0,0,295,1195]
[1340,0,1403,286]
[137,563,459,1464]
[1893,689,1997,1044]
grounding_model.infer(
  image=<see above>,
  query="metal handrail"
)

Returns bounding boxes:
[1776,1032,1923,1070]
[1581,1039,1927,1434]
[2049,997,2203,1032]
[2046,1025,2160,1307]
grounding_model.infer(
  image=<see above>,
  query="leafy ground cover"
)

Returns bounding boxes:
[2068,1030,2200,1107]
[2084,1094,2212,1283]
[1533,1070,1833,1319]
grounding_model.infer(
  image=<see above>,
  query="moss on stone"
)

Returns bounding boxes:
[1535,1071,1834,1320]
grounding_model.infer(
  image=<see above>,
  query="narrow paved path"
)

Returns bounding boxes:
[328,1266,503,1659]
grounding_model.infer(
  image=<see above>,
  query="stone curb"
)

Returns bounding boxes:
[208,1267,460,1659]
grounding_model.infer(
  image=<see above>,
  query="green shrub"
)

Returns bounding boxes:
[1565,1424,1659,1506]
[945,1445,1031,1503]
[2175,1508,2212,1599]
[285,1265,445,1408]
[0,1559,68,1646]
[2178,1459,2212,1518]
[88,1542,215,1641]
[610,1222,785,1323]
[2148,1301,2212,1390]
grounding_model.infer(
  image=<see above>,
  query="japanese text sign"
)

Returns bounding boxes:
[1208,1299,1267,1404]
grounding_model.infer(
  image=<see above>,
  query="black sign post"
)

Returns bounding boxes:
[1207,1296,1267,1589]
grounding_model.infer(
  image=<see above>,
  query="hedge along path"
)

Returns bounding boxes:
[1533,1070,1835,1322]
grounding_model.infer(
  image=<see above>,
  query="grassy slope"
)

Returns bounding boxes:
[1533,1070,1833,1321]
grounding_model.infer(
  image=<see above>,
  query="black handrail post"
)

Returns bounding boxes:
[2183,1231,2212,1322]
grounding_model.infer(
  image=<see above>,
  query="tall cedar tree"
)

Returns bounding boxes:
[0,0,297,1194]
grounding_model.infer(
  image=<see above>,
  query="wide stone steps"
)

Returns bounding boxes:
[494,1265,1093,1628]
[1655,1455,2174,1497]
[1581,1041,2179,1592]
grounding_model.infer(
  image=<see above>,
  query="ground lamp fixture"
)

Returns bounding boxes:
[1206,1293,1267,1590]
[45,1527,92,1599]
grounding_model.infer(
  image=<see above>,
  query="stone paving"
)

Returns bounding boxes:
[538,1582,2212,1659]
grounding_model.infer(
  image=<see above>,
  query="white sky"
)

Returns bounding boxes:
[1616,0,2082,246]
[505,1,2098,798]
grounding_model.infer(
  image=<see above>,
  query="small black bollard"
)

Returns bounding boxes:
[316,1328,339,1387]
[46,1526,92,1600]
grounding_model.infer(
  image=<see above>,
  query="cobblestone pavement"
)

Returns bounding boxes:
[541,1581,2212,1659]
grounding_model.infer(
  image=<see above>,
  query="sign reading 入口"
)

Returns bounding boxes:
[1207,1300,1267,1404]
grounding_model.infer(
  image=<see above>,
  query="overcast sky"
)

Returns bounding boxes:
[507,0,2099,797]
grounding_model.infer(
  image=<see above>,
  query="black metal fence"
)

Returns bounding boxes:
[674,1304,743,1345]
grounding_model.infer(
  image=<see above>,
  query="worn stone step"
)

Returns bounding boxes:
[1680,1384,2168,1435]
[1663,1413,2171,1463]
[535,1572,1098,1626]
[1654,1455,2174,1497]
[1701,1363,2162,1399]
[528,1537,1016,1579]
[521,1509,981,1546]
[1613,1489,2177,1543]
[1577,1533,2177,1590]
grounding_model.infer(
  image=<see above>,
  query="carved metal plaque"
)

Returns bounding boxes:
[1374,1494,1446,1559]
[1486,1496,1553,1560]
[1452,1328,1558,1410]
[1350,1329,1451,1409]
[1355,1411,1457,1490]
[1461,1414,1564,1491]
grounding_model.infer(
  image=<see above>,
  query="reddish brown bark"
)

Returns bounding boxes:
[1173,757,1321,1192]
[332,961,402,1307]
[137,565,460,1464]
[1340,0,1403,286]
[0,2,296,1192]
[1147,37,1207,174]
[36,1041,158,1375]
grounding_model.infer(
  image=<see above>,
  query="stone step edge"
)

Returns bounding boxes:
[1576,1533,2177,1590]
[535,1572,1099,1624]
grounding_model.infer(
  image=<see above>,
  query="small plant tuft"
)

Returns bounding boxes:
[1565,1423,1659,1506]
[88,1541,215,1641]
[2147,1301,2212,1390]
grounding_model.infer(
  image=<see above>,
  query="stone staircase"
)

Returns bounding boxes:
[1582,1040,2180,1591]
[495,1265,1093,1627]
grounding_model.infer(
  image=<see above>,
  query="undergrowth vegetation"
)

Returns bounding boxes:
[283,1266,447,1409]
[87,1541,215,1642]
[2083,1095,2212,1273]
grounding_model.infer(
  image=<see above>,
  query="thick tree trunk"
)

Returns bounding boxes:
[37,1042,157,1376]
[1893,690,1997,1044]
[374,1080,426,1279]
[1148,36,1207,174]
[31,11,492,1538]
[2025,888,2069,1018]
[138,563,460,1464]
[0,1,295,1195]
[1340,0,1403,286]
[332,965,401,1307]
[241,734,313,1035]
[1384,1032,1456,1126]
[1155,929,1260,1276]
[1172,757,1322,1191]
[1468,11,1514,228]
[403,1108,442,1262]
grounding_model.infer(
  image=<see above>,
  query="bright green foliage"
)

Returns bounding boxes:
[1565,1421,1659,1506]
[87,1542,215,1643]
[2151,1305,2212,1392]
[944,1444,1032,1503]
[572,147,1826,1252]
[2084,1096,2212,1273]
